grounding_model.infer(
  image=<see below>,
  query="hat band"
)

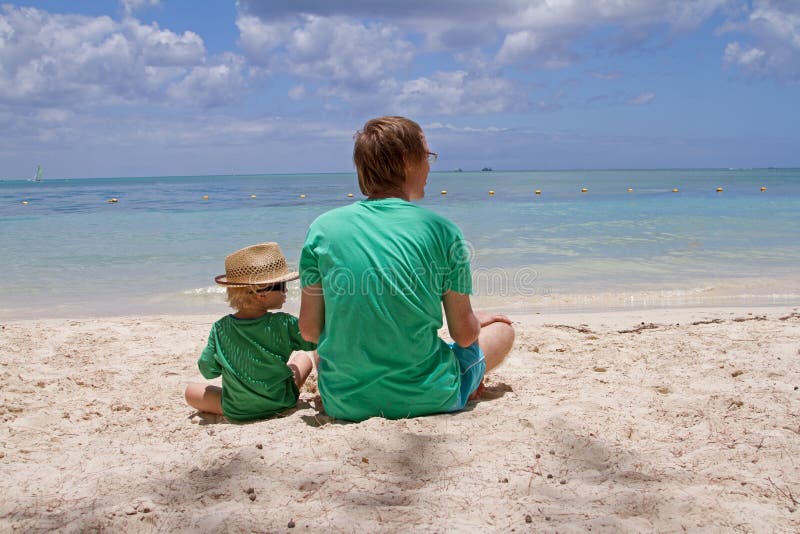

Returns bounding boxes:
[224,257,287,282]
[224,269,287,283]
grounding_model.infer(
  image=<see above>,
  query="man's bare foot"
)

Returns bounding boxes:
[468,380,485,401]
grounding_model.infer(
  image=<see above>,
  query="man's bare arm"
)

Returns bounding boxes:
[299,283,325,343]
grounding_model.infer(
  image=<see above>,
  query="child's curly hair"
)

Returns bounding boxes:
[225,286,260,311]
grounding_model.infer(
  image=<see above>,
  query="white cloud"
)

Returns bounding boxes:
[0,5,247,109]
[496,31,541,64]
[502,1,726,32]
[120,0,160,16]
[236,13,413,90]
[721,1,800,81]
[238,1,728,48]
[235,1,732,115]
[391,71,527,116]
[495,0,729,67]
[239,1,730,70]
[286,16,413,87]
[288,85,306,100]
[235,14,289,69]
[34,108,73,123]
[724,42,766,66]
[627,92,656,105]
[234,8,529,115]
[591,71,621,80]
[237,0,788,126]
[165,53,248,107]
[235,0,732,113]
[124,18,206,67]
[425,122,509,133]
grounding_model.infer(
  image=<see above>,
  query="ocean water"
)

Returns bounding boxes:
[1,169,798,318]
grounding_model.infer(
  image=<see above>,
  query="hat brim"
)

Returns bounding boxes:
[214,271,300,287]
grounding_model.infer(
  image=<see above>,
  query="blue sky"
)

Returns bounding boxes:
[1,0,798,179]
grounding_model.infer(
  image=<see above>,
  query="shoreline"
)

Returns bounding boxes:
[3,280,798,321]
[1,303,799,324]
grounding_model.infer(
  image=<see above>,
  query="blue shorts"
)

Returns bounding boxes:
[447,342,486,412]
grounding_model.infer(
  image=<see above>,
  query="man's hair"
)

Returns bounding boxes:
[353,116,427,196]
[225,286,259,311]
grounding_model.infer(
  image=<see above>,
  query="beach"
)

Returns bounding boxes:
[2,306,798,532]
[4,0,800,530]
[2,169,799,531]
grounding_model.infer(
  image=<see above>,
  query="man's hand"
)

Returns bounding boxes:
[474,312,512,327]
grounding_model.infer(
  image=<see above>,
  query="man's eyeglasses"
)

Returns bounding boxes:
[256,281,287,293]
[427,152,438,164]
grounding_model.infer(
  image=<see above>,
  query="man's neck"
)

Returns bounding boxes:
[367,187,410,201]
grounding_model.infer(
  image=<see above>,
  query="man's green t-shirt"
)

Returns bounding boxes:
[198,312,317,421]
[299,198,473,421]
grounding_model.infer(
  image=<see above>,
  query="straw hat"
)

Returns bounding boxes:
[214,243,299,287]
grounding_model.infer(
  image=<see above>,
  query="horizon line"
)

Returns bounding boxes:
[3,166,798,182]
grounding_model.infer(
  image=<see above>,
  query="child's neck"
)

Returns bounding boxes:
[232,307,274,320]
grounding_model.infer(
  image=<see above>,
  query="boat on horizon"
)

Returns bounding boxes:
[31,164,43,182]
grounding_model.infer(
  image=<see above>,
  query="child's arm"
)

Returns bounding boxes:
[197,329,223,379]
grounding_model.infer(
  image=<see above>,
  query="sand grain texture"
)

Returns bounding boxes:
[1,308,799,532]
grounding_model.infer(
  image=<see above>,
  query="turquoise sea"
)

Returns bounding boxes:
[1,169,799,319]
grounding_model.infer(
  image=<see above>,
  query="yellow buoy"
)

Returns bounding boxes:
[441,190,447,195]
[107,198,118,203]
[672,188,679,193]
[716,187,723,192]
[488,190,495,196]
[627,188,633,193]
[760,186,767,192]
[202,195,209,200]
[250,194,257,199]
[21,200,28,205]
[346,193,353,198]
[581,187,588,193]
[300,194,306,198]
[535,190,541,195]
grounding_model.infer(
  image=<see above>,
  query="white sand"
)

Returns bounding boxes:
[1,307,799,532]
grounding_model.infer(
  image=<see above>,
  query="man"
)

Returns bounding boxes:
[299,116,514,421]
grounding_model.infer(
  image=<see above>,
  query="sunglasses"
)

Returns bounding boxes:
[256,281,287,293]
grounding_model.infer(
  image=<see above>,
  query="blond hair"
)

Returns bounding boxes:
[225,286,260,311]
[353,116,427,197]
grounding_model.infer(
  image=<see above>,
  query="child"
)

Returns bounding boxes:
[185,242,317,421]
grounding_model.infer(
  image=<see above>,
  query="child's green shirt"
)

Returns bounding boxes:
[198,312,316,421]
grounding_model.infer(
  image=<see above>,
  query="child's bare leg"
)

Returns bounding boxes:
[184,383,223,415]
[288,351,314,389]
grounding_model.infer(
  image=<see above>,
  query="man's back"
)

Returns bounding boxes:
[300,198,473,421]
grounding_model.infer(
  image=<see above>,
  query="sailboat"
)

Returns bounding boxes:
[31,164,43,182]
